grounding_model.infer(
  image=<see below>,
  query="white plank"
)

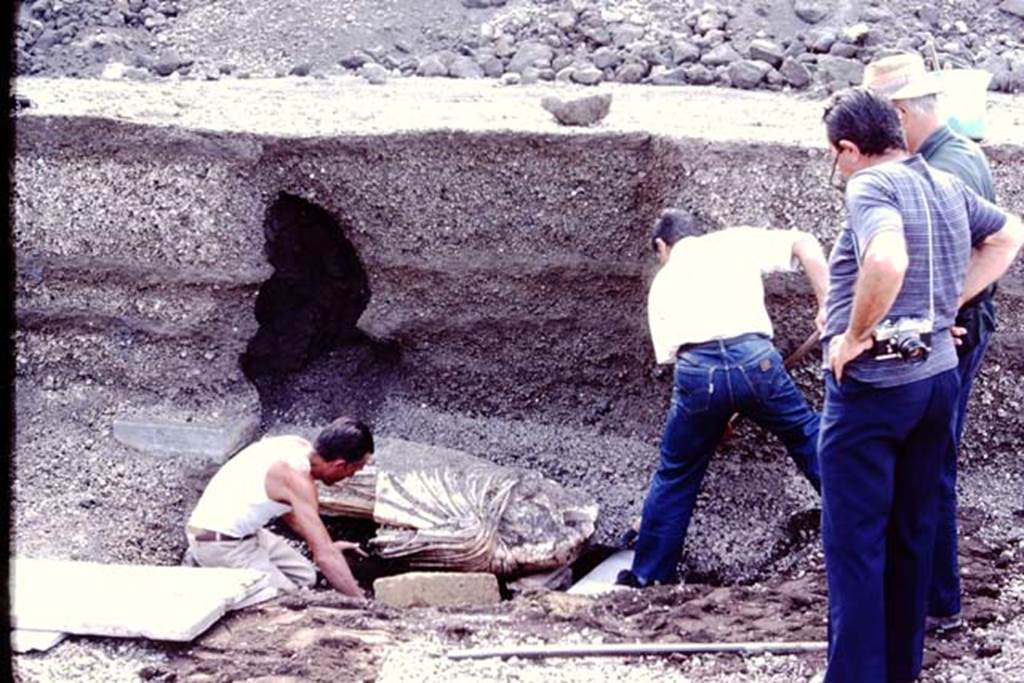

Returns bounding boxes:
[11,558,271,641]
[567,550,634,596]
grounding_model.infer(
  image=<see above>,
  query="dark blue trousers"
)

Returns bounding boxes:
[632,336,821,584]
[820,369,959,683]
[928,326,992,618]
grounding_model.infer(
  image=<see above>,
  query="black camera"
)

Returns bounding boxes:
[871,318,933,364]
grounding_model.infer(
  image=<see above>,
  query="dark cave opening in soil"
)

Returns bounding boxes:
[242,192,399,427]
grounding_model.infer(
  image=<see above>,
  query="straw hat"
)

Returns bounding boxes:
[862,53,945,100]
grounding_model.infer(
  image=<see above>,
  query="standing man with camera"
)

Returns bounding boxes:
[862,53,998,634]
[818,88,1022,683]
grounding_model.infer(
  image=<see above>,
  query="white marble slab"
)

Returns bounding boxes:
[11,558,271,642]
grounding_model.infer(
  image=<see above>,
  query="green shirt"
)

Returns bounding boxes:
[918,125,997,319]
[918,125,996,202]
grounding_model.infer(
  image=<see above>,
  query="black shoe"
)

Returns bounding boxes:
[615,569,646,588]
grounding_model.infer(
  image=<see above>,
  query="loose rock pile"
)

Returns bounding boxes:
[14,0,1024,95]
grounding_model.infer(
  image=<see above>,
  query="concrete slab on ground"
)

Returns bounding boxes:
[374,571,501,608]
[113,414,259,462]
[11,558,270,641]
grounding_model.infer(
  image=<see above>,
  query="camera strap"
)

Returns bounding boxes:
[917,174,937,325]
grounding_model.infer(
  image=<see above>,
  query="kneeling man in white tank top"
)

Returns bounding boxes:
[186,416,373,605]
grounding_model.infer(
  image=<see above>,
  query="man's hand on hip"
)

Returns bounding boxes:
[829,331,872,383]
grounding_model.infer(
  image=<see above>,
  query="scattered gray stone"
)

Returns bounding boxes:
[979,53,1014,91]
[615,60,649,83]
[550,11,577,32]
[552,54,575,72]
[694,28,728,49]
[696,10,727,34]
[817,54,866,89]
[841,23,871,46]
[780,57,812,88]
[144,13,167,29]
[448,55,484,79]
[499,71,521,86]
[729,59,772,89]
[917,6,940,26]
[493,33,516,58]
[477,54,505,78]
[650,65,690,85]
[861,7,894,23]
[34,28,62,50]
[112,415,259,463]
[829,42,860,58]
[359,62,388,84]
[670,38,702,64]
[794,0,832,24]
[805,28,837,53]
[520,66,541,84]
[152,49,186,76]
[701,43,742,66]
[571,64,603,85]
[592,46,621,70]
[611,23,646,47]
[506,41,554,73]
[339,52,369,70]
[685,63,718,85]
[540,93,612,127]
[462,0,507,8]
[749,38,785,67]
[101,61,129,79]
[999,0,1024,20]
[765,67,786,88]
[417,53,448,77]
[289,62,312,77]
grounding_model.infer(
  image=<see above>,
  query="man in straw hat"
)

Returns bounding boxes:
[817,86,1022,682]
[863,51,997,635]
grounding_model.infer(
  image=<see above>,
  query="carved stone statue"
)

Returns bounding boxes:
[318,438,598,576]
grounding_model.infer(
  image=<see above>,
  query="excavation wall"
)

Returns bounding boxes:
[12,77,1024,582]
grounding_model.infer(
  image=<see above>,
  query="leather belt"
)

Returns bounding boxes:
[188,527,253,543]
[677,332,769,356]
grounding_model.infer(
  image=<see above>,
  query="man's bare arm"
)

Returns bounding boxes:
[792,231,829,309]
[960,215,1024,307]
[267,464,363,597]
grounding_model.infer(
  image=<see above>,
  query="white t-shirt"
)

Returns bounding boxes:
[647,227,801,364]
[188,435,312,538]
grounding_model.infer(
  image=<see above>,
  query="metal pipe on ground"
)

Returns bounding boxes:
[448,640,828,660]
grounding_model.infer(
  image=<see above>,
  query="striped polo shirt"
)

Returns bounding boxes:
[822,155,1007,387]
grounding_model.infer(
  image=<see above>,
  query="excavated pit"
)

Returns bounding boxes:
[242,192,399,425]
[11,77,1024,588]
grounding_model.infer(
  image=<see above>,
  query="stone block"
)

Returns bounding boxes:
[113,414,259,462]
[373,572,500,608]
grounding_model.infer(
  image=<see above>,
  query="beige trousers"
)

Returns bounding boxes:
[187,528,316,607]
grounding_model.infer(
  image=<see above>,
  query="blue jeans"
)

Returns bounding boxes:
[928,325,992,618]
[820,369,959,683]
[631,335,821,584]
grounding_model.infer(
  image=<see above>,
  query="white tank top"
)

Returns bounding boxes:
[188,435,312,538]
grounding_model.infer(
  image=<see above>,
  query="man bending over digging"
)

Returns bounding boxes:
[185,416,374,604]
